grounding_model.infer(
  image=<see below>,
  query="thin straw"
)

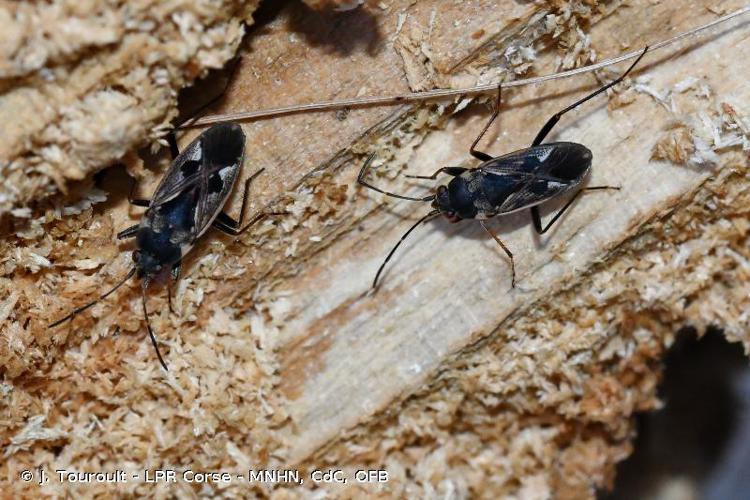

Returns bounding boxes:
[186,6,750,127]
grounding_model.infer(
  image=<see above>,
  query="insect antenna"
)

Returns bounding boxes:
[373,210,440,289]
[141,287,169,371]
[358,154,436,202]
[49,267,137,328]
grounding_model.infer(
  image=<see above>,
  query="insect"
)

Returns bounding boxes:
[358,47,649,289]
[49,123,270,370]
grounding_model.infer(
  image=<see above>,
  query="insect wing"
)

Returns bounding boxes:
[149,123,245,237]
[193,124,245,235]
[480,142,592,213]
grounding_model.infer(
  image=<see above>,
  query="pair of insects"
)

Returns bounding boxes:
[50,47,648,369]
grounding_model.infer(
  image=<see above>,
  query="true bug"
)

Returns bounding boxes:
[358,47,649,289]
[49,123,270,370]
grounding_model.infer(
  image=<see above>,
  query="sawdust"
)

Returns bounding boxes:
[652,125,696,165]
[0,0,258,220]
[277,151,749,499]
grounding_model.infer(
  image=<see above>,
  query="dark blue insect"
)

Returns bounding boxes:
[358,47,649,289]
[49,123,268,370]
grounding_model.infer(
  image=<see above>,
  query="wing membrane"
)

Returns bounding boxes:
[477,142,592,213]
[147,124,245,237]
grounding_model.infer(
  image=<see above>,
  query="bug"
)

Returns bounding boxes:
[49,123,270,370]
[358,47,649,289]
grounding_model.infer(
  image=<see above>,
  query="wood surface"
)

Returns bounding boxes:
[216,0,748,462]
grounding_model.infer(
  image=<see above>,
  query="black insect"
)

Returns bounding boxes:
[49,123,269,370]
[358,47,649,289]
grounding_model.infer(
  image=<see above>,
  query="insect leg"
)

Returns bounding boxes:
[372,210,440,290]
[213,214,245,235]
[167,283,174,315]
[213,211,285,236]
[161,58,244,174]
[212,168,281,236]
[406,167,468,180]
[48,267,137,328]
[176,56,243,129]
[531,185,620,234]
[118,179,147,239]
[358,154,435,202]
[117,225,139,239]
[235,168,265,228]
[167,132,180,160]
[480,220,516,288]
[142,288,169,371]
[469,85,502,162]
[531,47,648,146]
[167,262,181,315]
[127,176,150,207]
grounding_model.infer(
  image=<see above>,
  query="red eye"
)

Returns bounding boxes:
[443,211,461,223]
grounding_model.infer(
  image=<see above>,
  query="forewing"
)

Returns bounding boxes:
[149,124,245,237]
[479,142,591,213]
[150,132,204,207]
[193,124,244,235]
[481,143,577,179]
